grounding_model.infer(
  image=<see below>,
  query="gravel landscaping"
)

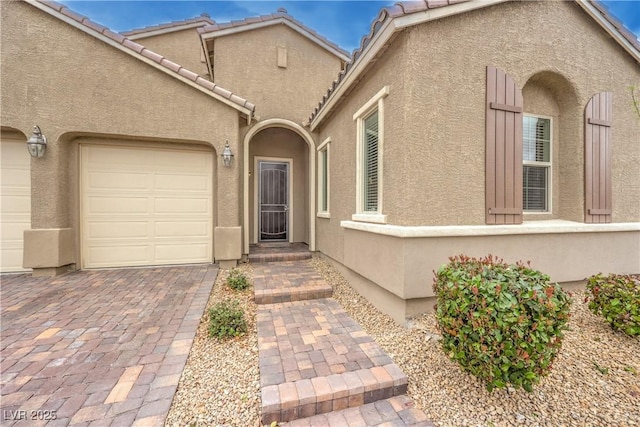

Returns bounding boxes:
[165,263,260,427]
[166,258,639,427]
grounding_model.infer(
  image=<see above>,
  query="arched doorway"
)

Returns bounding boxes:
[243,119,316,253]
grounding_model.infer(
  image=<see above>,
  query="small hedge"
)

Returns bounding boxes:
[208,299,247,339]
[226,268,250,291]
[433,255,572,392]
[585,273,640,337]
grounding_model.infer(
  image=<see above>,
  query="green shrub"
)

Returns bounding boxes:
[208,299,247,339]
[226,268,250,291]
[585,273,640,337]
[433,254,572,392]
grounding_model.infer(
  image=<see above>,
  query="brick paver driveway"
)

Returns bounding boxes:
[1,265,217,426]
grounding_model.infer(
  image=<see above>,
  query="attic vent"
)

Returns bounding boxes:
[277,47,287,68]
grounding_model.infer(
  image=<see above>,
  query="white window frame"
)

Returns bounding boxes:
[317,137,331,218]
[352,86,389,224]
[523,113,553,214]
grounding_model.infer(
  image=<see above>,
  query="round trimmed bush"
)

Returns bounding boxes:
[585,273,640,337]
[433,254,572,392]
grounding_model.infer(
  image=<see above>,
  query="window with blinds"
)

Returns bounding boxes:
[363,110,379,212]
[320,147,328,212]
[523,116,551,211]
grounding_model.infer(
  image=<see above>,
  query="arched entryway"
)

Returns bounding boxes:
[243,119,315,254]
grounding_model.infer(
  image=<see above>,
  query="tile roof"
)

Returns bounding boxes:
[589,1,640,51]
[198,8,350,60]
[308,0,640,127]
[121,14,215,38]
[27,1,254,116]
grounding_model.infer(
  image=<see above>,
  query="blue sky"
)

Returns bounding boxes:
[60,1,640,54]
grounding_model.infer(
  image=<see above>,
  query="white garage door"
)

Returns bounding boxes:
[0,139,31,273]
[81,145,213,268]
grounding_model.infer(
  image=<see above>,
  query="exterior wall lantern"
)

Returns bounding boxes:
[27,125,47,158]
[222,140,234,167]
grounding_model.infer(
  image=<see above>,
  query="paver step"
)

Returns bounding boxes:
[249,243,312,263]
[261,365,408,424]
[282,395,434,427]
[257,298,408,424]
[253,260,332,304]
[249,251,312,263]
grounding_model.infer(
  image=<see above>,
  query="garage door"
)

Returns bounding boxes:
[81,145,213,268]
[0,139,31,273]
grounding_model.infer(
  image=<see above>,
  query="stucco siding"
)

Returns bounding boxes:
[212,25,343,124]
[132,28,209,78]
[315,33,409,263]
[1,1,245,269]
[400,0,640,225]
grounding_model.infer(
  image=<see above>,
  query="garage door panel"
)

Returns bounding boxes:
[87,197,150,214]
[155,174,210,191]
[86,245,150,267]
[81,145,213,268]
[1,195,30,214]
[1,139,30,272]
[1,220,28,240]
[155,197,210,214]
[87,221,149,239]
[88,172,149,190]
[155,221,209,238]
[86,146,150,169]
[155,150,210,171]
[155,243,209,262]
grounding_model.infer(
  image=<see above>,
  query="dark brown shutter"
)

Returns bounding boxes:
[486,66,523,224]
[585,92,613,223]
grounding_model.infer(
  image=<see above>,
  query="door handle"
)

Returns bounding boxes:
[284,205,289,212]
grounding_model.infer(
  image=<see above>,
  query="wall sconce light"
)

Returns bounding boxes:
[222,140,234,167]
[27,125,47,158]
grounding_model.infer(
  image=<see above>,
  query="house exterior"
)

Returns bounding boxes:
[1,0,638,322]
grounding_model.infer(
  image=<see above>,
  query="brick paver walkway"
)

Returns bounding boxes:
[0,265,217,426]
[253,261,332,304]
[253,259,433,426]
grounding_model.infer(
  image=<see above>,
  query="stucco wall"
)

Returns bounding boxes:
[248,127,308,243]
[341,224,640,323]
[212,24,344,124]
[399,0,640,225]
[0,1,244,268]
[311,0,639,320]
[315,33,409,262]
[132,27,210,78]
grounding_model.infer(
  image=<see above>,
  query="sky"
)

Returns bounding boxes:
[59,1,640,54]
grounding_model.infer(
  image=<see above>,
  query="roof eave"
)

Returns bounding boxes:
[125,21,213,40]
[575,0,640,64]
[309,0,509,131]
[200,18,351,62]
[25,0,254,120]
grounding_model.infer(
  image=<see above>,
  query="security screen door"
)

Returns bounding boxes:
[259,161,289,241]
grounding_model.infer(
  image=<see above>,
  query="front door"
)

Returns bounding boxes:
[259,161,289,241]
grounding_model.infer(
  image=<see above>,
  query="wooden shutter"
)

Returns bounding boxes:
[486,66,524,224]
[585,92,612,223]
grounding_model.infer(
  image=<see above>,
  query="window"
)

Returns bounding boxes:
[363,111,379,212]
[317,137,330,218]
[352,86,388,223]
[523,115,551,212]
